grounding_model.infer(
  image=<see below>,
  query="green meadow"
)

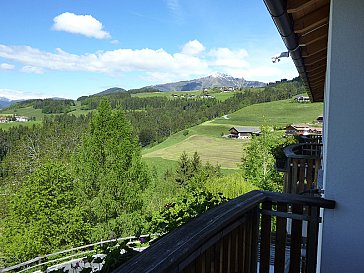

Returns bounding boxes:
[142,99,323,172]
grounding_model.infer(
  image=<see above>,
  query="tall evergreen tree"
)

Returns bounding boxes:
[73,99,150,239]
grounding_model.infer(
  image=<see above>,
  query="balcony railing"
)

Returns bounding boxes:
[278,143,322,195]
[113,190,335,273]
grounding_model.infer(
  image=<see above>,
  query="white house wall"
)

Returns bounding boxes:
[320,0,364,272]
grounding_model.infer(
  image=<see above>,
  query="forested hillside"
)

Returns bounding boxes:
[0,79,308,266]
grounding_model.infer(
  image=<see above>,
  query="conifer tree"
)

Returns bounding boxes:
[73,99,150,238]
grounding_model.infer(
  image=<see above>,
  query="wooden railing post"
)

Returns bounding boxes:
[289,204,303,273]
[306,206,320,273]
[274,203,287,273]
[259,202,272,273]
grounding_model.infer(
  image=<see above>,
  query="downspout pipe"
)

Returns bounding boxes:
[263,0,309,85]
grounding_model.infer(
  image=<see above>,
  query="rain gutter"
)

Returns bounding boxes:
[263,0,311,95]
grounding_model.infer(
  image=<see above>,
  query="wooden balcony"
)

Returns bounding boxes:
[278,143,322,195]
[113,191,334,273]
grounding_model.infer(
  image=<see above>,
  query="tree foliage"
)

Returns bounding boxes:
[243,126,284,192]
[73,99,150,239]
[0,162,90,263]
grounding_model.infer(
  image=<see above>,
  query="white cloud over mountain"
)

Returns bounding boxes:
[0,88,49,100]
[0,40,296,82]
[52,12,111,39]
[181,40,205,56]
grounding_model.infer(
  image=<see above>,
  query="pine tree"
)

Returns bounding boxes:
[73,99,150,238]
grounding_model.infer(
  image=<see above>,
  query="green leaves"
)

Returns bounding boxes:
[1,162,90,263]
[150,189,227,233]
[243,126,284,192]
[73,99,149,239]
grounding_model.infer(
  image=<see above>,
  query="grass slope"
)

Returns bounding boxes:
[143,99,323,171]
[144,134,245,169]
[132,90,236,101]
[212,99,323,127]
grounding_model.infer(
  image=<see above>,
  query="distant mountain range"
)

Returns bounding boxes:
[0,97,20,109]
[91,73,266,96]
[148,73,266,92]
[0,73,267,105]
[93,87,127,96]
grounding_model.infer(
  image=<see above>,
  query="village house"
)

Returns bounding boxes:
[316,115,323,124]
[15,116,28,122]
[229,126,261,139]
[294,95,310,102]
[285,124,322,136]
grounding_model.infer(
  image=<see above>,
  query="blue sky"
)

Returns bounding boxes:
[0,0,297,100]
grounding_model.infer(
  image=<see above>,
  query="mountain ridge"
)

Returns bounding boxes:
[148,73,266,92]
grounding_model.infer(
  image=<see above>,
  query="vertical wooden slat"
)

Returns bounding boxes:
[260,202,272,273]
[292,160,299,194]
[205,246,212,273]
[298,159,306,193]
[227,233,232,273]
[274,203,287,273]
[222,233,229,273]
[251,206,260,273]
[306,206,320,273]
[243,218,251,273]
[196,252,204,273]
[306,160,314,189]
[214,241,221,273]
[240,225,245,273]
[182,260,196,273]
[231,227,238,273]
[289,204,303,273]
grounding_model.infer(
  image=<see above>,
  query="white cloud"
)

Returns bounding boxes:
[181,40,205,56]
[209,48,249,68]
[20,65,44,74]
[111,39,119,44]
[0,88,49,100]
[0,41,298,83]
[0,44,209,77]
[53,12,111,39]
[0,63,14,70]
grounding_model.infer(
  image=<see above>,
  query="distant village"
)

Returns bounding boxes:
[0,115,30,123]
[227,119,323,140]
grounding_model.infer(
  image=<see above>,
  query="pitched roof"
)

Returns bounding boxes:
[264,0,329,102]
[229,126,261,134]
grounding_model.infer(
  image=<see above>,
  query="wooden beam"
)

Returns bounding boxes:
[299,24,328,46]
[306,59,327,72]
[304,50,327,66]
[309,79,325,89]
[301,40,327,57]
[307,68,326,79]
[307,64,326,75]
[294,4,330,34]
[308,72,326,84]
[287,0,325,13]
[310,90,324,102]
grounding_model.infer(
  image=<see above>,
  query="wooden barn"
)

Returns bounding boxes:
[229,126,261,139]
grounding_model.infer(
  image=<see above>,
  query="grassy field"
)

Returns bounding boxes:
[142,99,323,173]
[0,120,41,130]
[144,134,245,169]
[1,106,45,121]
[132,90,236,101]
[211,99,323,127]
